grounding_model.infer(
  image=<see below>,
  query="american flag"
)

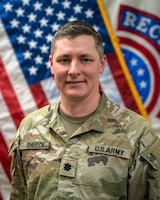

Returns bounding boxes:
[0,0,159,199]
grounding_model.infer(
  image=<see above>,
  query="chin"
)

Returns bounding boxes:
[66,92,86,99]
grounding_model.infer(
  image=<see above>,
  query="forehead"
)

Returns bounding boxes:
[55,35,96,48]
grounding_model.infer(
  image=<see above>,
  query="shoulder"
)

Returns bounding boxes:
[9,105,49,154]
[9,101,60,154]
[19,100,60,129]
[101,92,157,143]
[21,105,49,124]
[102,92,150,128]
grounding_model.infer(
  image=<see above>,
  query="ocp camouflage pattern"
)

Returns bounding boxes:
[9,92,160,200]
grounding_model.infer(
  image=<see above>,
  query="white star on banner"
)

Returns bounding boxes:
[85,9,94,18]
[16,8,25,17]
[4,2,13,11]
[28,13,37,22]
[62,0,71,9]
[28,66,38,75]
[22,24,31,33]
[28,40,37,49]
[23,51,32,59]
[17,35,26,44]
[10,19,19,28]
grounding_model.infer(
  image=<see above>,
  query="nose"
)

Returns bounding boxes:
[68,60,81,76]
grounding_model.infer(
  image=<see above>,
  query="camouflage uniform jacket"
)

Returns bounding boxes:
[9,92,160,200]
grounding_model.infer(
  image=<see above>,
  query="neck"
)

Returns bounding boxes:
[60,92,101,117]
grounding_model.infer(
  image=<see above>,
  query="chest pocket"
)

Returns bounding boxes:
[19,139,63,191]
[19,139,63,170]
[73,140,132,195]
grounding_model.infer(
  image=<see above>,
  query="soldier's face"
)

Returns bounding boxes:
[49,35,105,101]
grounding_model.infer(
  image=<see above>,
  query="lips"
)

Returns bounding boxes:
[66,81,85,84]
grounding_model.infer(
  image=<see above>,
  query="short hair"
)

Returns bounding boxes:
[50,20,104,58]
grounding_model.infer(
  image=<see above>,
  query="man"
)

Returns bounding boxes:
[9,20,160,200]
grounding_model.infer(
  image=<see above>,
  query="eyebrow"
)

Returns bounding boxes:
[56,53,93,59]
[56,54,70,59]
[79,54,93,57]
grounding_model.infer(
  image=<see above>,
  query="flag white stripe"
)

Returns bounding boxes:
[0,163,10,200]
[0,92,17,147]
[41,77,60,104]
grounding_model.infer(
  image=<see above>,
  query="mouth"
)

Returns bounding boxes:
[66,81,85,84]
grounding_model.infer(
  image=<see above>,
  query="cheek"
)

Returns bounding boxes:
[53,69,66,82]
[86,68,101,79]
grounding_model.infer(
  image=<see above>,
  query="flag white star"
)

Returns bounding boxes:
[56,11,65,20]
[93,25,100,32]
[40,18,48,27]
[51,22,60,32]
[62,0,71,9]
[46,61,50,69]
[35,55,43,64]
[34,29,43,38]
[28,40,37,49]
[22,0,30,5]
[68,16,77,21]
[16,8,24,17]
[34,1,42,11]
[45,6,54,16]
[85,9,94,18]
[46,34,53,43]
[10,19,19,28]
[4,2,13,12]
[17,35,26,44]
[22,24,31,33]
[23,50,32,59]
[28,13,37,22]
[28,66,38,75]
[51,0,58,4]
[40,45,49,53]
[73,4,83,13]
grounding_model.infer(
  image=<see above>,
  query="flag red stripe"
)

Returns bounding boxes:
[0,192,3,200]
[0,130,11,181]
[119,37,159,113]
[157,111,160,118]
[0,58,25,128]
[106,53,141,114]
[30,83,49,108]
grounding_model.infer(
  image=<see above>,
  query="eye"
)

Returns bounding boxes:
[57,58,70,63]
[81,58,92,63]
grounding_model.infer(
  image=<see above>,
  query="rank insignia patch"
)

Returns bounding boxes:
[59,157,77,177]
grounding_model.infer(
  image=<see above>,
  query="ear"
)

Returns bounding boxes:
[49,55,54,75]
[99,55,106,74]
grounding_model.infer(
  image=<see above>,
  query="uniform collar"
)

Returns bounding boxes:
[45,92,109,137]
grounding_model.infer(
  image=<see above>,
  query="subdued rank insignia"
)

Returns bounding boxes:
[59,157,77,177]
[64,163,72,171]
